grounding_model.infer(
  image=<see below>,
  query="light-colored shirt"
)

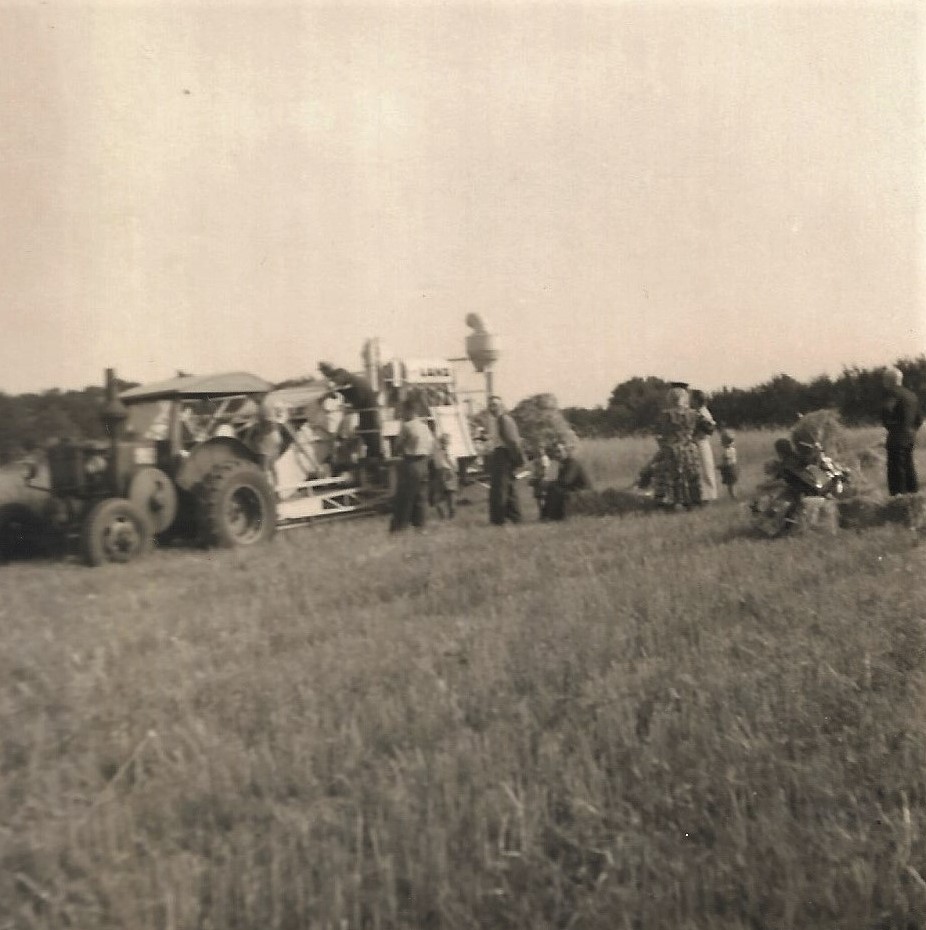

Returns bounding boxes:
[396,418,437,457]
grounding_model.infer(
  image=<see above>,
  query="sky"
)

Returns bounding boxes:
[0,0,923,408]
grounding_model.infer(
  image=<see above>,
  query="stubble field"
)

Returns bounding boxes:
[2,429,926,930]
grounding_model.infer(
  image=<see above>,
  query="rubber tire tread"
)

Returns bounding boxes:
[81,498,154,567]
[196,461,277,549]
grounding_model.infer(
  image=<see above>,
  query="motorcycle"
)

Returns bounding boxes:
[750,441,850,538]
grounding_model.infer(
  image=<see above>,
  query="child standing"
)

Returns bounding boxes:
[430,433,459,519]
[718,429,739,499]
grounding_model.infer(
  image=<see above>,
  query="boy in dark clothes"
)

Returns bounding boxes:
[542,440,592,521]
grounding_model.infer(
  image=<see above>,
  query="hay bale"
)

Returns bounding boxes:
[791,497,839,535]
[882,492,926,531]
[568,487,653,517]
[837,496,889,529]
[838,491,926,532]
[790,409,847,458]
[855,445,886,473]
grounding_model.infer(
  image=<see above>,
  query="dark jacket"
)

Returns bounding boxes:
[492,413,526,468]
[881,385,923,444]
[542,455,592,520]
[553,456,592,492]
[326,368,377,412]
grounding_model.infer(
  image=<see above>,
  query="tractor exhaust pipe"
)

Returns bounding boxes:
[100,368,128,491]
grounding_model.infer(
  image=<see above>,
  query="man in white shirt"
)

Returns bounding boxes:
[389,392,437,532]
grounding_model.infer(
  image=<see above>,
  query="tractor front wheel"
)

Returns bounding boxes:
[196,461,276,549]
[81,498,154,566]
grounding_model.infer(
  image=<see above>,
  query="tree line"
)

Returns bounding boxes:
[1,358,924,464]
[0,380,140,465]
[562,356,926,438]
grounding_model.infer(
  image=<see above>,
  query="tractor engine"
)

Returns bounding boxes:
[45,439,111,497]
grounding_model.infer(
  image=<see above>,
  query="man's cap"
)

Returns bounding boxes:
[670,381,689,389]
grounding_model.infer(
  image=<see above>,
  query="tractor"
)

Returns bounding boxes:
[15,326,496,566]
[23,369,279,565]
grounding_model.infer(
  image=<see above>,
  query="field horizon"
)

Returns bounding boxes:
[3,429,926,929]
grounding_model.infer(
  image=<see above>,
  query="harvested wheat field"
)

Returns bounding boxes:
[3,430,926,930]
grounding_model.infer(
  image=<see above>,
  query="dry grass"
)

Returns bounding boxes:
[3,429,926,930]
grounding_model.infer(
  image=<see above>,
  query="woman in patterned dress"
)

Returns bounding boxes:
[653,386,703,509]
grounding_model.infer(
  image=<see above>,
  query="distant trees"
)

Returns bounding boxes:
[2,357,924,463]
[560,356,926,438]
[0,381,136,465]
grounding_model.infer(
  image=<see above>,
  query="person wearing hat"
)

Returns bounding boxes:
[318,361,382,459]
[881,366,922,496]
[653,385,702,509]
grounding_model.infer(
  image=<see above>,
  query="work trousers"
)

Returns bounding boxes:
[886,440,919,496]
[488,449,523,526]
[390,456,430,531]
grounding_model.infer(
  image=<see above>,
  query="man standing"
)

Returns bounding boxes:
[318,361,382,458]
[485,395,525,525]
[881,366,922,496]
[390,392,437,533]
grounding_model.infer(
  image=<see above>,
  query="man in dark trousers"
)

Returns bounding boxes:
[881,366,922,496]
[319,361,382,458]
[486,395,525,525]
[542,439,593,520]
[389,391,437,532]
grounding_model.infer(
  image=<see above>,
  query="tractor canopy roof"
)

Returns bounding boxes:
[120,372,274,403]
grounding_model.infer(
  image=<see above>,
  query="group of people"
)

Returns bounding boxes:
[388,390,459,532]
[364,366,925,536]
[389,392,593,532]
[482,394,593,525]
[639,384,738,510]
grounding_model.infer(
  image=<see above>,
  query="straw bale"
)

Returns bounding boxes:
[838,491,926,532]
[790,409,847,458]
[791,497,840,536]
[883,492,926,531]
[568,487,653,517]
[837,496,889,530]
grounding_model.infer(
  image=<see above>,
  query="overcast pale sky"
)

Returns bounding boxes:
[0,1,922,407]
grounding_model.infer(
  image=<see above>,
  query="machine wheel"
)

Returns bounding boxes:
[0,503,45,561]
[80,498,154,566]
[127,467,178,536]
[196,461,277,548]
[751,488,800,538]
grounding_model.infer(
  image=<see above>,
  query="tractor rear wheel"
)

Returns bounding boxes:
[196,461,276,548]
[81,498,154,566]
